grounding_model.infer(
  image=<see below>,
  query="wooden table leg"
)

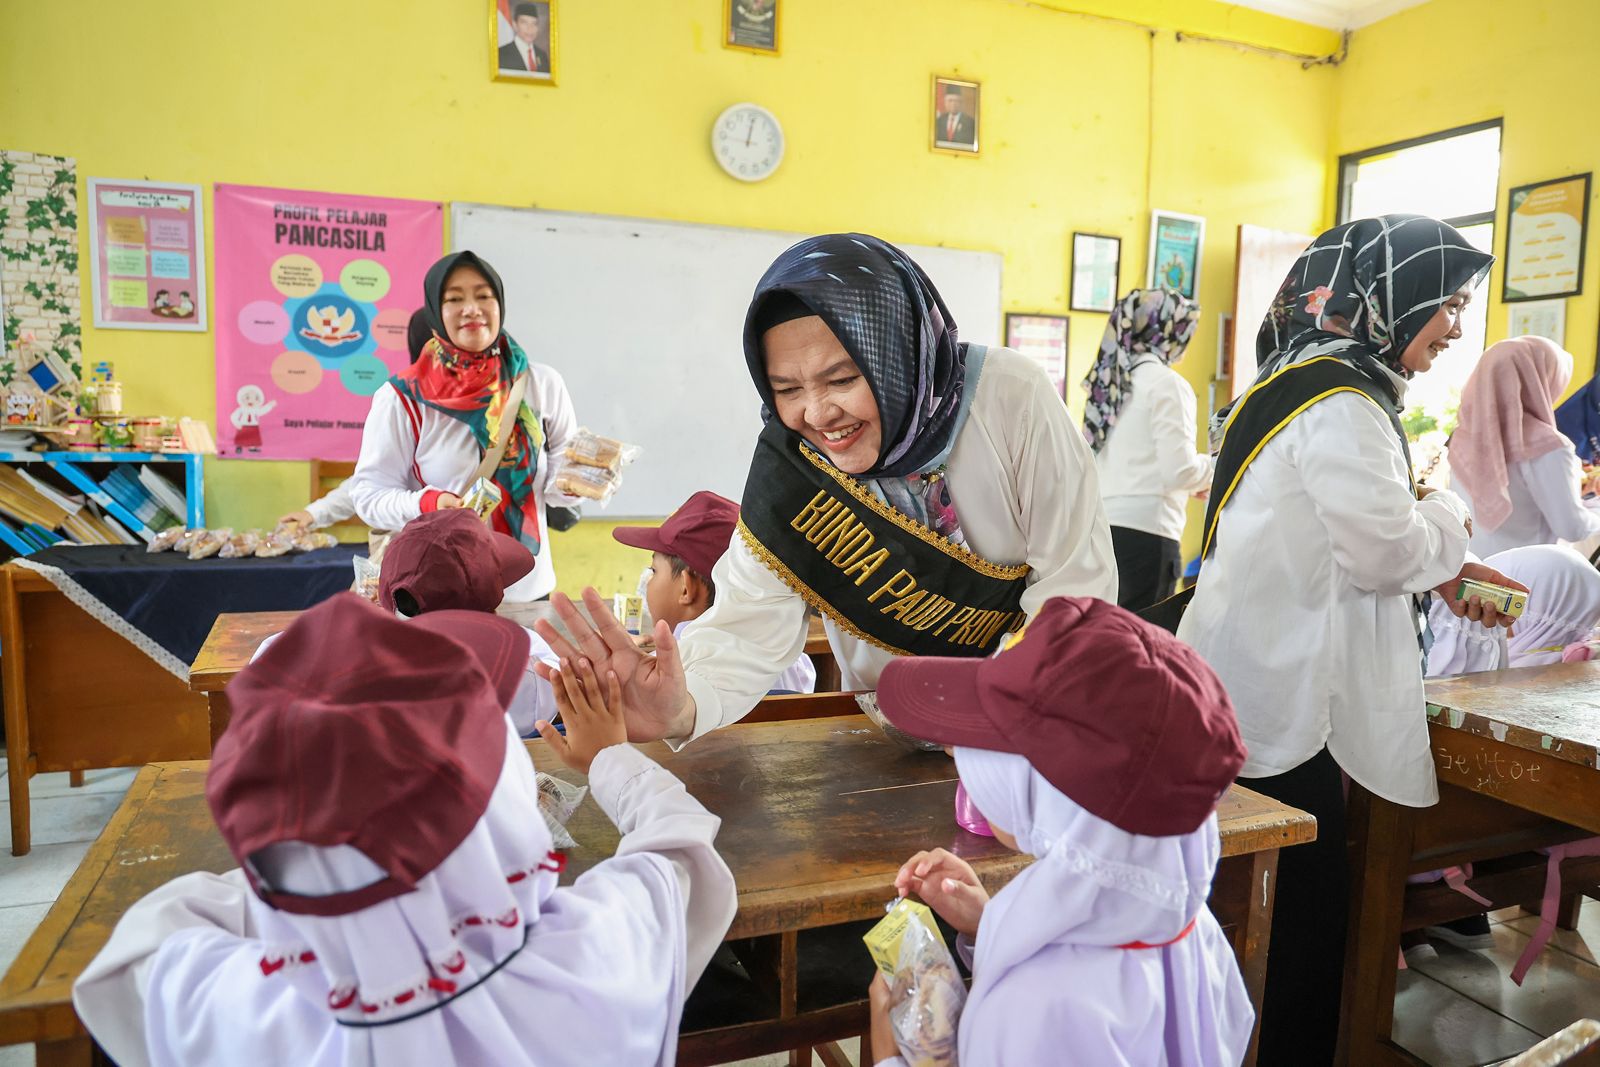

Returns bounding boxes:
[1234,848,1280,1067]
[2,568,32,856]
[1338,784,1418,1067]
[69,769,84,788]
[779,929,810,1067]
[207,691,232,751]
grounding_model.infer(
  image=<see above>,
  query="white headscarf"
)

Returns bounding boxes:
[140,716,689,1067]
[954,747,1254,1067]
[1494,544,1600,666]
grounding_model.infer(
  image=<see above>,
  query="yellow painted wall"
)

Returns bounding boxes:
[1335,0,1600,395]
[1,0,1340,586]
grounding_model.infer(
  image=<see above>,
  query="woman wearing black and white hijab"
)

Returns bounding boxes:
[537,233,1117,744]
[1179,215,1516,1064]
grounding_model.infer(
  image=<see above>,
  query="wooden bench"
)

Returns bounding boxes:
[0,716,1314,1067]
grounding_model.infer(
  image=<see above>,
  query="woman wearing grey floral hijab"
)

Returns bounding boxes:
[1081,288,1207,609]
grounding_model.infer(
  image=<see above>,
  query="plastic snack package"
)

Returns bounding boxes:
[554,461,622,504]
[174,528,207,554]
[562,429,640,474]
[147,527,186,553]
[857,691,944,754]
[352,555,381,602]
[254,530,297,558]
[218,529,263,559]
[293,530,338,552]
[535,771,588,850]
[864,899,966,1067]
[460,476,503,521]
[187,527,233,560]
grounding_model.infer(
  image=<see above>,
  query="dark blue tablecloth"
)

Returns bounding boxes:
[22,544,361,671]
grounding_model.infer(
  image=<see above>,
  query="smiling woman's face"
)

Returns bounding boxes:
[763,316,883,475]
[440,265,500,352]
[1399,282,1473,375]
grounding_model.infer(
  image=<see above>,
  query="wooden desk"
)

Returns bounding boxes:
[190,608,846,742]
[0,716,1313,1067]
[2,566,212,857]
[1341,663,1600,1066]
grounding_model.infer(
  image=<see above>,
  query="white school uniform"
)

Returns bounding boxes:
[676,348,1119,744]
[305,481,357,529]
[1178,387,1472,807]
[1453,445,1600,556]
[72,717,736,1067]
[346,364,584,602]
[1095,360,1214,543]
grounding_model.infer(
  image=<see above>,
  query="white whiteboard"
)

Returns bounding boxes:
[450,205,1003,516]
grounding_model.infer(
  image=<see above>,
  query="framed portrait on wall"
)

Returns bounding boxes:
[492,0,557,85]
[932,76,980,156]
[1070,232,1121,313]
[724,0,779,55]
[1005,312,1069,399]
[1147,209,1205,300]
[1503,173,1590,302]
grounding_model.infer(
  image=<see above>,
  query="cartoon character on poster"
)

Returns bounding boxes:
[229,384,276,453]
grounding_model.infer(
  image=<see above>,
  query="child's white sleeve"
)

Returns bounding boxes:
[585,743,736,987]
[72,870,256,1067]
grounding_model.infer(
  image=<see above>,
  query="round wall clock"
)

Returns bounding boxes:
[712,103,784,182]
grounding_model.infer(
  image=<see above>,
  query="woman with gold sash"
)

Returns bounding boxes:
[537,233,1117,744]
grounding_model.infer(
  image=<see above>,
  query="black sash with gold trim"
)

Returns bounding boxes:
[739,421,1029,657]
[1138,356,1403,633]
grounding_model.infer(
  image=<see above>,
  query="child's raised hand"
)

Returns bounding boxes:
[893,848,989,938]
[535,657,627,775]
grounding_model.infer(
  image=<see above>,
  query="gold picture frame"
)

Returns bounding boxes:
[931,75,980,156]
[491,0,558,86]
[723,0,780,55]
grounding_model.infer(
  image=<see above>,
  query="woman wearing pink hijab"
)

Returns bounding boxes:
[1450,336,1600,555]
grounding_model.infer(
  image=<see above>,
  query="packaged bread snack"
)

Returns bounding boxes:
[864,899,965,1067]
[219,530,263,559]
[254,530,297,558]
[147,527,186,553]
[174,528,207,554]
[187,527,233,560]
[292,530,338,552]
[563,429,639,473]
[554,462,621,503]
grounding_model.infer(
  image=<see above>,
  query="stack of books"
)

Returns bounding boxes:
[101,467,183,533]
[0,466,138,554]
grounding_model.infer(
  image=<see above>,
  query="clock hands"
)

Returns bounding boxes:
[746,116,756,147]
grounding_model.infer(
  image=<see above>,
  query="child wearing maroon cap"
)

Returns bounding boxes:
[866,596,1253,1067]
[613,490,816,695]
[74,594,736,1067]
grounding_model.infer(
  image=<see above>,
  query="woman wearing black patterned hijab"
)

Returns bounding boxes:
[1178,215,1516,1065]
[534,233,1117,745]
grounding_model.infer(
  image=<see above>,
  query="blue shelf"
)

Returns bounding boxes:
[0,452,204,544]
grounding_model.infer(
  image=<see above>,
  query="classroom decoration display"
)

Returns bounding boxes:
[932,76,980,156]
[1147,210,1205,301]
[492,0,558,85]
[1070,232,1121,313]
[1507,299,1566,347]
[0,150,82,386]
[724,0,779,54]
[1503,173,1590,302]
[87,179,207,331]
[213,184,443,462]
[1004,313,1069,400]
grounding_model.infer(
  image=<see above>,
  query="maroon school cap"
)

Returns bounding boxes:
[877,596,1245,836]
[612,491,740,580]
[207,593,531,916]
[379,508,534,615]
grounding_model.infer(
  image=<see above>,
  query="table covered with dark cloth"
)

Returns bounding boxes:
[17,544,360,675]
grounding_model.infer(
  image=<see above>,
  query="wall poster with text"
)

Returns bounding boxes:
[88,179,207,331]
[213,183,442,461]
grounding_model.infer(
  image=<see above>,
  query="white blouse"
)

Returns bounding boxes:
[1094,361,1214,543]
[346,362,583,602]
[1454,445,1600,557]
[1178,391,1472,807]
[675,347,1119,745]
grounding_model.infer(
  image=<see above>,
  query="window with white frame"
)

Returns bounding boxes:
[1338,120,1501,480]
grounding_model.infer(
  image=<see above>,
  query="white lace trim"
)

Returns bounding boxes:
[12,559,189,681]
[1047,840,1191,911]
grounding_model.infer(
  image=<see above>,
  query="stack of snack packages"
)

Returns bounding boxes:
[555,429,640,505]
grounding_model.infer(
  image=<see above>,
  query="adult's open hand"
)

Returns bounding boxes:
[532,588,695,742]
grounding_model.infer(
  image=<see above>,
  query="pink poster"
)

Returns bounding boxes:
[88,179,207,331]
[213,183,443,461]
